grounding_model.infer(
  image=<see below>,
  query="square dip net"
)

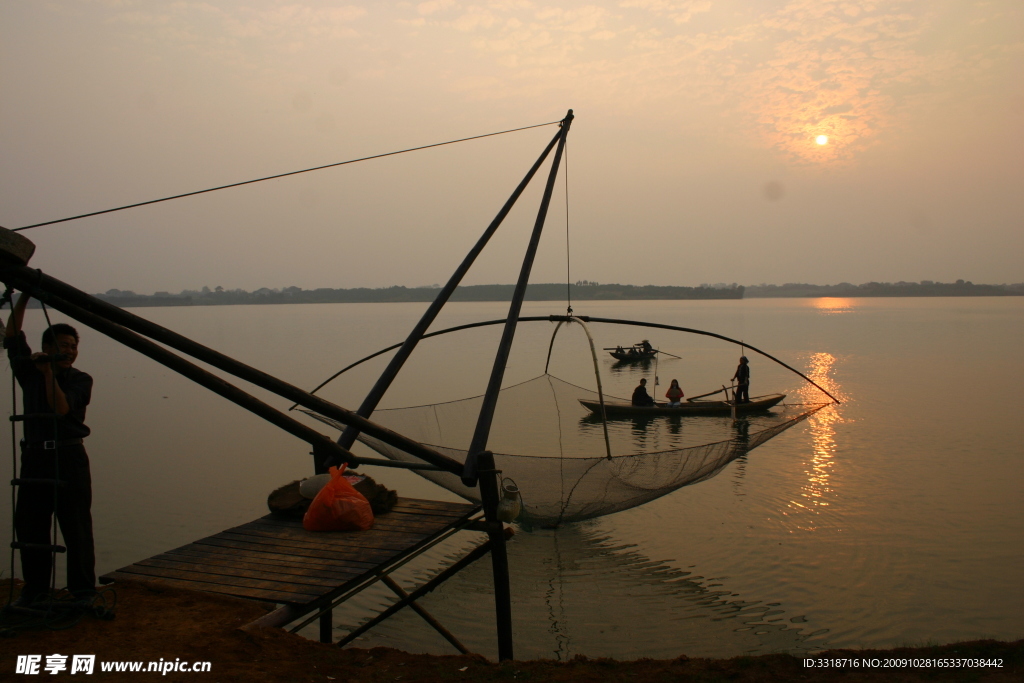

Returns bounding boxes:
[303,375,825,526]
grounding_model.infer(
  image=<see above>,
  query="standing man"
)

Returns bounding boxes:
[732,356,750,404]
[3,291,96,605]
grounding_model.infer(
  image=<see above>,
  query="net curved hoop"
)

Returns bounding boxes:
[546,317,612,460]
[296,315,839,408]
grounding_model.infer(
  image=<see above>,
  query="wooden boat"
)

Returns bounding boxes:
[607,341,657,361]
[578,393,786,417]
[609,349,657,361]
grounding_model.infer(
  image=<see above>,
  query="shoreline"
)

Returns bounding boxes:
[2,581,1019,681]
[65,281,1021,308]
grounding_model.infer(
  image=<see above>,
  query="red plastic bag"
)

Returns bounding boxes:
[303,465,374,532]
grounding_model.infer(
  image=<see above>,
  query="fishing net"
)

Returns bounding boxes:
[303,375,825,526]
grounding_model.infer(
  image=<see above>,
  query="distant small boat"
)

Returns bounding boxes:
[579,393,786,417]
[606,340,657,361]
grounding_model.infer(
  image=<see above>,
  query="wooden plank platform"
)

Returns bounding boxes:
[100,498,481,606]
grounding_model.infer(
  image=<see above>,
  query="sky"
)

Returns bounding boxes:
[1,0,1022,293]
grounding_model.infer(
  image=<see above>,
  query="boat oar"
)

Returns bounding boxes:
[686,387,728,402]
[657,350,682,359]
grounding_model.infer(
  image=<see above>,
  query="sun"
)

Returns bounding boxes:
[815,135,829,145]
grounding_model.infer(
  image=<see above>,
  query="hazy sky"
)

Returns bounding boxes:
[2,1,1021,293]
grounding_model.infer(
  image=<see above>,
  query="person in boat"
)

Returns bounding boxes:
[732,356,750,404]
[665,379,684,406]
[640,340,653,354]
[631,378,655,407]
[616,345,624,354]
[3,292,97,607]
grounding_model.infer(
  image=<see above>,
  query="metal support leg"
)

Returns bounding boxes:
[477,451,514,661]
[319,608,333,643]
[381,575,470,654]
[336,538,495,648]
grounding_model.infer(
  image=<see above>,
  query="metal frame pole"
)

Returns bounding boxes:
[0,286,361,464]
[464,109,574,662]
[334,536,496,648]
[302,314,839,404]
[0,261,465,474]
[475,451,513,659]
[465,110,573,479]
[332,128,565,457]
[319,610,333,644]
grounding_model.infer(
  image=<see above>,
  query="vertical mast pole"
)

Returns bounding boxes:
[329,127,564,466]
[465,109,573,663]
[464,109,573,479]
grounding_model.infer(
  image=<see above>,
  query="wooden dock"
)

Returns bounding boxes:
[100,498,484,645]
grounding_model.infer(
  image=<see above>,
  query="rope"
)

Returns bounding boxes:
[4,293,16,610]
[563,139,572,316]
[554,456,604,528]
[652,347,660,408]
[10,119,562,232]
[2,274,64,605]
[542,375,566,522]
[37,295,63,600]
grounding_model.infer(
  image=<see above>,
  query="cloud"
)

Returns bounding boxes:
[83,1,1022,165]
[453,8,502,32]
[405,0,1019,163]
[728,0,960,162]
[418,0,456,15]
[105,2,368,63]
[619,0,712,25]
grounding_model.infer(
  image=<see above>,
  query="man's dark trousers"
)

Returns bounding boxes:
[15,444,96,595]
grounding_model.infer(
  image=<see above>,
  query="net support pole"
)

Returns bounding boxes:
[0,256,464,475]
[320,610,333,644]
[331,124,565,459]
[572,318,613,460]
[462,108,573,662]
[0,286,361,465]
[464,109,573,483]
[476,450,513,661]
[544,318,612,459]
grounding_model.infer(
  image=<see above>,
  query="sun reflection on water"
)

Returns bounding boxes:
[787,352,847,530]
[810,298,857,315]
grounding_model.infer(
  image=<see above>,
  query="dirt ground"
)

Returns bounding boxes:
[0,580,1020,682]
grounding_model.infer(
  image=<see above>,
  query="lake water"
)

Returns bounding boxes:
[1,297,1021,660]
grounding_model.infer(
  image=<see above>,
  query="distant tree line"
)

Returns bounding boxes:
[87,280,1022,308]
[93,283,744,307]
[744,280,1023,298]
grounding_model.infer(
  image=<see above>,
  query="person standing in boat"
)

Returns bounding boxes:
[631,378,655,406]
[3,291,96,606]
[665,379,684,406]
[732,356,750,404]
